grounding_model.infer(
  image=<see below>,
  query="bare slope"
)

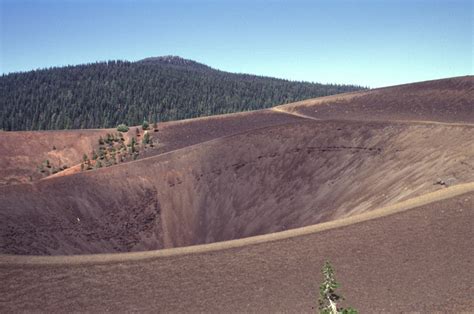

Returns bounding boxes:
[0,110,302,186]
[276,76,474,123]
[1,189,472,312]
[2,120,473,255]
[0,129,111,185]
[1,76,471,186]
[1,76,473,312]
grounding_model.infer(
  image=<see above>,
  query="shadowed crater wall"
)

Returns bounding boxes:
[1,120,473,255]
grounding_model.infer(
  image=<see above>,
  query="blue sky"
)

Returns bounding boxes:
[1,0,472,87]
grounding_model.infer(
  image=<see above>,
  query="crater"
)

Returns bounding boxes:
[1,120,473,255]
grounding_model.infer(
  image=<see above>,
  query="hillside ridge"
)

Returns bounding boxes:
[0,56,363,131]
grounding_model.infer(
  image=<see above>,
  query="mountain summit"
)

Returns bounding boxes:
[0,57,363,130]
[137,55,211,71]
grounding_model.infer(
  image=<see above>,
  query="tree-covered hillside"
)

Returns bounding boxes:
[0,56,364,130]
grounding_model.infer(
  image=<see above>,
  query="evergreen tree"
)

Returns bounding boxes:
[142,132,151,145]
[0,57,364,131]
[318,261,357,314]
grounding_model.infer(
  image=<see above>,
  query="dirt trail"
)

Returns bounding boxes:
[1,187,472,313]
[271,107,321,121]
[2,119,474,255]
[276,76,474,124]
[272,106,474,127]
[1,181,473,266]
[1,76,474,312]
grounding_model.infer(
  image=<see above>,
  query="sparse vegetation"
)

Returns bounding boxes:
[117,124,129,133]
[142,132,151,145]
[0,59,363,131]
[318,261,357,314]
[78,130,157,172]
[37,160,69,177]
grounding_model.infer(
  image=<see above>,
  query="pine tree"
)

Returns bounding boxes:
[0,59,363,131]
[142,120,149,130]
[142,132,151,145]
[318,261,357,314]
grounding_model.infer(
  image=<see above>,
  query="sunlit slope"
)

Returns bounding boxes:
[0,110,302,186]
[277,76,474,123]
[2,120,473,255]
[1,76,473,312]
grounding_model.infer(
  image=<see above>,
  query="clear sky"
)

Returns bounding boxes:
[1,0,472,87]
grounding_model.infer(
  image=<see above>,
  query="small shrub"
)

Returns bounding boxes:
[142,120,149,130]
[38,164,46,173]
[142,132,151,145]
[129,137,137,153]
[116,124,129,133]
[104,133,113,144]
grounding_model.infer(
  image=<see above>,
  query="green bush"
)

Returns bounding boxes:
[116,124,129,132]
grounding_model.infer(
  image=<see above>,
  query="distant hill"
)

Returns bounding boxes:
[137,55,213,71]
[0,56,364,130]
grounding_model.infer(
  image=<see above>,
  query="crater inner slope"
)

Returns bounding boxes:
[1,120,473,255]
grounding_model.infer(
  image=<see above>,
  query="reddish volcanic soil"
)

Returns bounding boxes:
[0,76,473,312]
[0,129,112,185]
[1,120,474,255]
[277,75,474,124]
[1,190,472,313]
[0,109,303,186]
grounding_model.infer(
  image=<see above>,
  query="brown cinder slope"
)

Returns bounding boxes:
[0,129,111,185]
[1,190,473,312]
[0,76,473,312]
[0,109,303,186]
[276,75,474,123]
[2,120,473,255]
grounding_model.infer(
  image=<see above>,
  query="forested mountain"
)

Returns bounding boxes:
[0,56,364,130]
